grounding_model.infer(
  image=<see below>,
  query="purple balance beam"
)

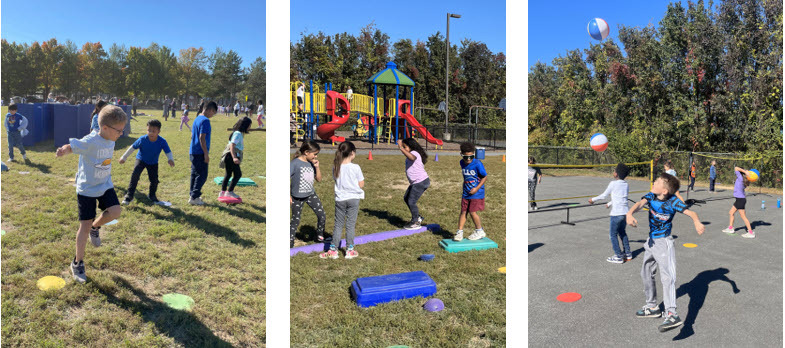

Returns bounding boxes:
[290,224,441,257]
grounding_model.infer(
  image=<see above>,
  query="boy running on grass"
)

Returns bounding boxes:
[56,105,127,283]
[454,142,488,241]
[626,173,705,332]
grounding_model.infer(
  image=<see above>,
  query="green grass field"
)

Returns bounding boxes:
[290,153,506,347]
[1,108,266,347]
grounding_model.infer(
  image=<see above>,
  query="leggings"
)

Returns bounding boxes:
[404,178,430,223]
[257,114,264,126]
[333,199,360,249]
[180,117,190,131]
[290,194,326,246]
[529,180,537,208]
[222,155,242,191]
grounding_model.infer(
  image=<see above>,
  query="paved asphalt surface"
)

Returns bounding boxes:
[529,176,783,346]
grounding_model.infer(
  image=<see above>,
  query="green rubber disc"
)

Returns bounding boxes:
[163,293,194,310]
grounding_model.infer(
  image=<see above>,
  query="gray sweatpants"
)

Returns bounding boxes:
[641,236,677,315]
[333,199,360,249]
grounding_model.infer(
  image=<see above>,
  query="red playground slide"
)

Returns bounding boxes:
[317,90,351,143]
[398,100,443,146]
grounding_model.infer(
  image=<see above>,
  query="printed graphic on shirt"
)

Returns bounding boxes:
[643,192,687,238]
[298,166,314,194]
[93,148,113,179]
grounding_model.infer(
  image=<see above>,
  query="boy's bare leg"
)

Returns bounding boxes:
[75,220,92,262]
[470,211,482,230]
[92,205,122,227]
[458,211,468,231]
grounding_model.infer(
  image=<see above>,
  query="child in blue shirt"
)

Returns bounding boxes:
[119,119,174,204]
[626,173,705,332]
[188,101,217,205]
[708,160,717,193]
[56,105,128,283]
[454,142,488,241]
[5,104,28,162]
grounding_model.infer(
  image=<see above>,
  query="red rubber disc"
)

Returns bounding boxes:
[557,292,582,302]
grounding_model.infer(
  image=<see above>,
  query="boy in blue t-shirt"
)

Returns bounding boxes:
[56,105,128,283]
[626,173,705,332]
[188,101,217,205]
[119,119,174,204]
[454,142,488,241]
[5,104,28,162]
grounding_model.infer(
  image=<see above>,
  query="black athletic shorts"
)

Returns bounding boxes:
[733,198,747,210]
[77,188,120,221]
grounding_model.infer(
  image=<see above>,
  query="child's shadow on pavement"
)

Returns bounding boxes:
[673,268,740,341]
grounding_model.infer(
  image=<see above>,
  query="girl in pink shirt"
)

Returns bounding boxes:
[398,138,430,230]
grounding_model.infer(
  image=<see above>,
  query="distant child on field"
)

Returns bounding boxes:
[626,173,704,332]
[290,141,326,248]
[528,156,542,210]
[90,100,108,134]
[320,141,364,259]
[180,105,191,131]
[188,101,217,205]
[454,142,488,241]
[398,138,429,230]
[5,104,28,162]
[256,99,265,129]
[688,162,696,191]
[119,119,174,204]
[219,117,252,200]
[56,105,128,283]
[589,163,631,263]
[708,160,717,193]
[722,167,755,238]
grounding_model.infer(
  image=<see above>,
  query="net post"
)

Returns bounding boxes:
[561,208,576,226]
[650,160,653,190]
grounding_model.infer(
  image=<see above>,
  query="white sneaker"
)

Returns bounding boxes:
[722,226,735,234]
[219,191,227,198]
[227,191,241,199]
[189,197,205,205]
[467,229,486,240]
[742,231,755,239]
[453,230,464,241]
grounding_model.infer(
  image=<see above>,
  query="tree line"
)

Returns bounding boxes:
[529,0,782,162]
[291,23,507,128]
[1,39,266,107]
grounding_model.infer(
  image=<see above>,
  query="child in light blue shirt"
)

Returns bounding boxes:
[219,117,251,199]
[589,163,631,263]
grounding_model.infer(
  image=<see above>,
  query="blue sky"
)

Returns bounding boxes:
[529,0,704,69]
[1,0,265,67]
[291,0,506,55]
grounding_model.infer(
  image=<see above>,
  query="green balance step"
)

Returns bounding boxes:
[439,237,498,253]
[213,177,258,186]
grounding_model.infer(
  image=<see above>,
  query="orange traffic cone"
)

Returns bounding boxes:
[368,150,373,160]
[502,154,506,163]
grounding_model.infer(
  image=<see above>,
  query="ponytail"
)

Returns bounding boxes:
[333,141,356,179]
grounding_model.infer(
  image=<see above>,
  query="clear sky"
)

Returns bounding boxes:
[291,0,506,55]
[529,0,702,69]
[1,0,265,67]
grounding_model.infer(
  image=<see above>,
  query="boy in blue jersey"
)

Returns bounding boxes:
[626,173,705,332]
[188,101,217,205]
[56,105,128,283]
[5,104,28,162]
[454,142,488,241]
[118,119,175,204]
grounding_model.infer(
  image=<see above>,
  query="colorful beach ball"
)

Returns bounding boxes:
[590,133,609,152]
[748,169,760,182]
[588,18,610,41]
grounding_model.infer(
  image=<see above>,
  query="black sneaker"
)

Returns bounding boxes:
[658,312,684,332]
[149,195,159,203]
[635,306,662,318]
[404,222,422,230]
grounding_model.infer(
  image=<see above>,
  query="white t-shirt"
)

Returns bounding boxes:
[297,86,304,98]
[334,163,365,201]
[257,104,264,115]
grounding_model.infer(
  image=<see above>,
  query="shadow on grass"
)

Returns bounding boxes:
[19,158,52,174]
[96,275,232,347]
[673,268,739,340]
[528,243,544,253]
[145,206,256,247]
[361,208,408,227]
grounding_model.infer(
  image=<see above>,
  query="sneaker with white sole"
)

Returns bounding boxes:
[345,248,359,259]
[227,191,241,199]
[722,226,735,234]
[658,312,684,332]
[417,216,424,224]
[121,196,132,205]
[403,222,421,230]
[635,306,662,318]
[189,197,205,205]
[467,229,486,240]
[742,230,755,238]
[71,259,87,283]
[453,230,464,241]
[219,191,227,198]
[624,253,633,261]
[607,255,624,264]
[319,249,339,259]
[89,226,101,247]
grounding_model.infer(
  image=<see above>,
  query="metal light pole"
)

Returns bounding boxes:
[446,12,461,138]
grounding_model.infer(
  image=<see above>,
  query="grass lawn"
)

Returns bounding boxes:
[1,107,266,347]
[290,152,506,347]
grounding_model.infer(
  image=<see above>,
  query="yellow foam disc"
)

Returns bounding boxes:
[497,267,506,273]
[37,276,66,291]
[683,243,697,248]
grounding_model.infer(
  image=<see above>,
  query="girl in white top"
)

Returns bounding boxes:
[256,99,265,129]
[320,141,364,259]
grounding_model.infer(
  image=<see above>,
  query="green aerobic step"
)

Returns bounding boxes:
[439,237,498,253]
[213,177,258,186]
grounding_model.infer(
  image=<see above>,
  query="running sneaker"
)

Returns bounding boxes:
[635,306,662,318]
[453,230,464,241]
[89,226,101,247]
[189,197,205,205]
[467,229,486,240]
[658,312,684,332]
[121,196,133,205]
[404,222,421,230]
[607,255,624,264]
[227,191,241,199]
[345,249,359,259]
[742,231,755,239]
[320,249,339,259]
[219,191,227,198]
[71,260,86,283]
[624,253,633,261]
[722,226,735,234]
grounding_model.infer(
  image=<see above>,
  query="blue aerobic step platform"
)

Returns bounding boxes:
[350,271,437,308]
[439,237,498,253]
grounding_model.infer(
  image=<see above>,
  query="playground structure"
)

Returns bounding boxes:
[290,62,444,147]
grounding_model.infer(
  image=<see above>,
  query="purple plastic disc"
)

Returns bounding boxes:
[423,298,444,312]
